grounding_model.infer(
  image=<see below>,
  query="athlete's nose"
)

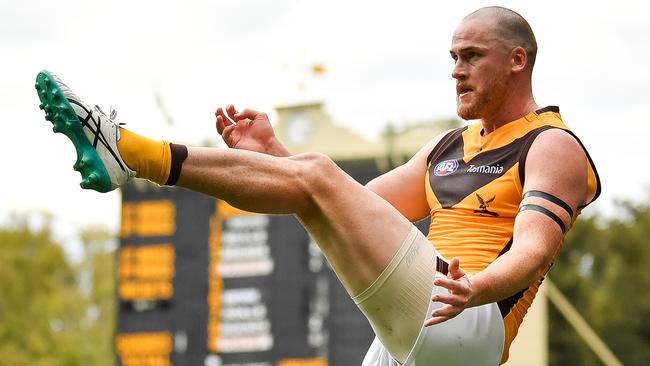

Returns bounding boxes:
[452,60,467,80]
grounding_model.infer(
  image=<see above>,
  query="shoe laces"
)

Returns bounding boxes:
[95,105,126,126]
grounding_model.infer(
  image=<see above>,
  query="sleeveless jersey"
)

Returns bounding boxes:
[424,106,601,363]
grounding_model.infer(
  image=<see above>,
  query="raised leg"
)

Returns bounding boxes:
[179,147,433,363]
[36,70,429,362]
[178,147,414,295]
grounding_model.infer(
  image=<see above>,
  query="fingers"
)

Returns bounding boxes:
[216,105,249,135]
[431,304,460,318]
[226,104,239,123]
[216,107,234,134]
[433,276,468,293]
[425,258,473,327]
[431,292,465,307]
[424,304,461,327]
[217,105,268,125]
[430,305,460,320]
[424,316,448,327]
[434,257,468,292]
[235,108,268,122]
[216,115,226,135]
[216,108,223,133]
[448,257,466,280]
[426,283,469,328]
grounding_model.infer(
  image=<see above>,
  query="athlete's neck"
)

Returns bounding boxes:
[480,84,538,135]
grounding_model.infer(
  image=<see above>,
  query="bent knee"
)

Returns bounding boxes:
[291,151,331,165]
[291,152,339,175]
[290,152,347,193]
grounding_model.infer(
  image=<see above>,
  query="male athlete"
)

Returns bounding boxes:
[35,6,599,365]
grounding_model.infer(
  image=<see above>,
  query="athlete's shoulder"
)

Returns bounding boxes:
[531,128,582,153]
[528,107,592,167]
[525,128,592,205]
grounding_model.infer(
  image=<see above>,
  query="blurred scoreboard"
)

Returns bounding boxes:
[117,162,419,366]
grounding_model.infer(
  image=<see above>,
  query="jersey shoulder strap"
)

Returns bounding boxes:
[426,127,468,166]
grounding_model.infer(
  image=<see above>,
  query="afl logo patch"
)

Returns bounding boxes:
[434,159,459,176]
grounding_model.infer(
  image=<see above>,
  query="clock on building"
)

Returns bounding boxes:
[285,112,312,145]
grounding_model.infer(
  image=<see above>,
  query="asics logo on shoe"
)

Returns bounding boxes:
[67,99,127,172]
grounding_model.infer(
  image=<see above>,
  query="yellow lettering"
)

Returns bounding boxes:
[118,244,175,300]
[121,200,176,237]
[277,359,328,366]
[116,332,172,366]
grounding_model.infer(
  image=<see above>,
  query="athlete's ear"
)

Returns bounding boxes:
[510,46,527,73]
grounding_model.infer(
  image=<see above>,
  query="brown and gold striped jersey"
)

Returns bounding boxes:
[424,106,601,363]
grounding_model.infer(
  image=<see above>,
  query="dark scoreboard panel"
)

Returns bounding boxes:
[117,163,429,366]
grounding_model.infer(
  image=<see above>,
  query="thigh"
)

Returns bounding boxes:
[354,227,437,363]
[181,148,415,296]
[293,153,415,296]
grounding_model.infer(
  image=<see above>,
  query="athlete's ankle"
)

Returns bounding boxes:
[165,143,188,186]
[116,127,187,186]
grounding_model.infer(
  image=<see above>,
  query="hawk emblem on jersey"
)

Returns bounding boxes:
[434,159,460,176]
[474,193,499,217]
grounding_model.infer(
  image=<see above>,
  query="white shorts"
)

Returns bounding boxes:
[360,227,505,366]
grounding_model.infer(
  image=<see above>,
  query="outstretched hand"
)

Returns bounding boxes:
[424,258,473,327]
[215,105,289,156]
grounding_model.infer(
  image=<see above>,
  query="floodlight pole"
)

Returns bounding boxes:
[545,280,623,366]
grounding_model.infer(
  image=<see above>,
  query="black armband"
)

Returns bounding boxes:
[522,190,574,217]
[519,204,566,233]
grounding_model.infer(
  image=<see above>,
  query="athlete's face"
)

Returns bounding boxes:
[450,17,512,120]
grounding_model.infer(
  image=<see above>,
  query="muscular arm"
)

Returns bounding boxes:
[366,133,448,222]
[426,128,589,325]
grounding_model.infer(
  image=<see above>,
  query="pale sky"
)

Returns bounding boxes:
[2,0,649,254]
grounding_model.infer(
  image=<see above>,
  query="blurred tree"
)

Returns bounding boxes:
[0,215,116,365]
[549,200,650,366]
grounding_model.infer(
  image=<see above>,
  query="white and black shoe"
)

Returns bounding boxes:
[35,70,135,192]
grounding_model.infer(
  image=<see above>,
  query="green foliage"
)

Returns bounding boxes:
[549,201,650,366]
[0,216,116,366]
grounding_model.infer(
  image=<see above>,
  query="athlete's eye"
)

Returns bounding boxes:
[464,51,480,61]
